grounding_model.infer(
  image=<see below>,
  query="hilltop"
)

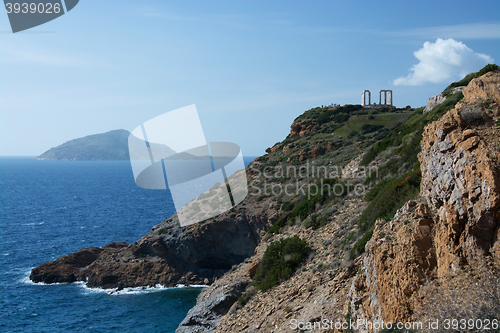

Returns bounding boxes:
[35,129,132,161]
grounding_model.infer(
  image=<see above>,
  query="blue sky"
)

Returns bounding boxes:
[0,0,499,156]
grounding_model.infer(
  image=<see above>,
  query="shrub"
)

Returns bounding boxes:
[268,178,344,234]
[348,130,359,138]
[281,200,295,212]
[360,135,394,166]
[236,285,257,307]
[477,63,500,76]
[301,213,328,229]
[361,124,384,134]
[315,104,362,126]
[359,169,421,231]
[253,235,310,291]
[334,112,351,123]
[157,228,168,235]
[350,228,374,257]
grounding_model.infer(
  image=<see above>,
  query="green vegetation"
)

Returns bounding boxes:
[359,169,421,231]
[157,228,168,235]
[308,104,364,126]
[268,178,344,234]
[281,200,295,212]
[236,286,257,307]
[348,73,475,255]
[253,235,310,291]
[360,91,463,169]
[350,229,374,257]
[301,213,328,229]
[334,112,410,137]
[361,123,384,134]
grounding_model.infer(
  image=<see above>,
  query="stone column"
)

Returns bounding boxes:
[362,90,371,106]
[388,90,392,106]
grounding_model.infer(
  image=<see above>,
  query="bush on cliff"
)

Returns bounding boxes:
[253,235,310,291]
[268,178,343,234]
[359,168,421,231]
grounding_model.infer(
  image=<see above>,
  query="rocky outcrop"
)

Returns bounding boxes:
[176,258,255,333]
[30,243,127,284]
[282,145,292,155]
[348,201,435,327]
[294,145,327,162]
[172,71,500,333]
[463,71,500,104]
[423,87,464,113]
[177,278,250,333]
[265,144,282,154]
[342,154,364,179]
[420,71,500,268]
[176,197,366,333]
[290,121,315,137]
[31,203,277,289]
[423,93,446,113]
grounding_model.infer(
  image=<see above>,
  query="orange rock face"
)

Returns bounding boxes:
[289,121,315,137]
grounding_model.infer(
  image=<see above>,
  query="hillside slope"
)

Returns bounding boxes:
[178,68,500,333]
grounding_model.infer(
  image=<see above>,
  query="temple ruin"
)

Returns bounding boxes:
[361,90,393,108]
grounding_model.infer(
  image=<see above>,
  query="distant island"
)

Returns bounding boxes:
[35,129,133,161]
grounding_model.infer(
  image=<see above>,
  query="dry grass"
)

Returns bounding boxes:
[413,257,500,332]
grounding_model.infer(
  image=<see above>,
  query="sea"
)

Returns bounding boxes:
[0,156,255,333]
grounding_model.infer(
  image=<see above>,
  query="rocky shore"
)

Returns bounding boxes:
[30,201,279,289]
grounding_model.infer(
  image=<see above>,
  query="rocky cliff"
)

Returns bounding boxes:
[30,200,278,289]
[177,70,500,332]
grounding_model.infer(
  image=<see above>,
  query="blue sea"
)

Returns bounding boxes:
[0,156,255,333]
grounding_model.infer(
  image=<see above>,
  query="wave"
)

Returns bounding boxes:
[80,283,208,295]
[20,269,86,287]
[23,269,207,295]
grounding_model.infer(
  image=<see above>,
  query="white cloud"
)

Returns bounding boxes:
[394,38,494,86]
